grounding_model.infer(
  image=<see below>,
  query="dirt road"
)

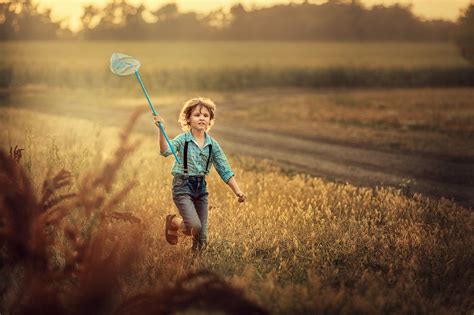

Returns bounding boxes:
[210,125,474,208]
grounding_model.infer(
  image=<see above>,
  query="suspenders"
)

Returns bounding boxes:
[183,140,212,176]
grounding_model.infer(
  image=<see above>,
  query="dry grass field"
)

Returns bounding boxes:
[0,100,472,314]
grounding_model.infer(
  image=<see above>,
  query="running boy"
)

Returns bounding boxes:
[154,97,246,252]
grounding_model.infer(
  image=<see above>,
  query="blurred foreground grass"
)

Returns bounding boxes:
[1,106,472,314]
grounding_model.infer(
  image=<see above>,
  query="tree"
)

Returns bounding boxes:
[81,0,148,40]
[202,8,230,30]
[152,3,178,22]
[0,0,61,40]
[1,0,459,41]
[456,4,474,64]
[80,5,99,30]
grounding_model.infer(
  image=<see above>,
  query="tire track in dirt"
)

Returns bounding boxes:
[211,125,474,208]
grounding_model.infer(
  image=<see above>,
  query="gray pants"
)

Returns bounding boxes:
[172,175,208,250]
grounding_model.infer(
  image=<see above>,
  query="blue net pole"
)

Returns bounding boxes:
[134,70,181,164]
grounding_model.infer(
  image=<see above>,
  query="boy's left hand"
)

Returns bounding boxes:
[237,192,246,203]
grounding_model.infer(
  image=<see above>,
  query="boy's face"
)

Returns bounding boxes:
[187,105,211,132]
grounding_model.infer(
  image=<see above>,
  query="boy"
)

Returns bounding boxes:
[154,97,245,252]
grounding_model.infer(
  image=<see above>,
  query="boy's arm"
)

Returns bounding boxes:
[227,176,246,203]
[153,115,168,154]
[212,140,246,203]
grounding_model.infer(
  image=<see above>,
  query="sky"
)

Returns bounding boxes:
[32,0,473,32]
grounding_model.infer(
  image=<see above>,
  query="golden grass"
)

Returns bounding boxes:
[1,106,472,314]
[0,108,267,314]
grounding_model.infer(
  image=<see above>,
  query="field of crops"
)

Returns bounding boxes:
[1,99,473,314]
[1,41,473,89]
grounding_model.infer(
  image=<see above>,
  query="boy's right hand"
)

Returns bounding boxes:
[237,192,246,203]
[153,114,165,127]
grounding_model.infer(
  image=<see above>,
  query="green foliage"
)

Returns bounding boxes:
[77,1,456,41]
[0,0,67,40]
[456,4,474,64]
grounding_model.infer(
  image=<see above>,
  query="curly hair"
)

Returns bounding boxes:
[178,97,216,132]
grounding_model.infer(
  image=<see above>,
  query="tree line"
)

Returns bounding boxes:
[0,0,470,43]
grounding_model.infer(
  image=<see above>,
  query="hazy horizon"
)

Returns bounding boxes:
[31,0,472,32]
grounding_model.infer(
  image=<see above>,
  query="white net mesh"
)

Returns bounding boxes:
[110,53,141,76]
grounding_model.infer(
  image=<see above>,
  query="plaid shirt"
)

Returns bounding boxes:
[161,131,234,183]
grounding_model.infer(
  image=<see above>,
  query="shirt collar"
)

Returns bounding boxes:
[186,130,212,148]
